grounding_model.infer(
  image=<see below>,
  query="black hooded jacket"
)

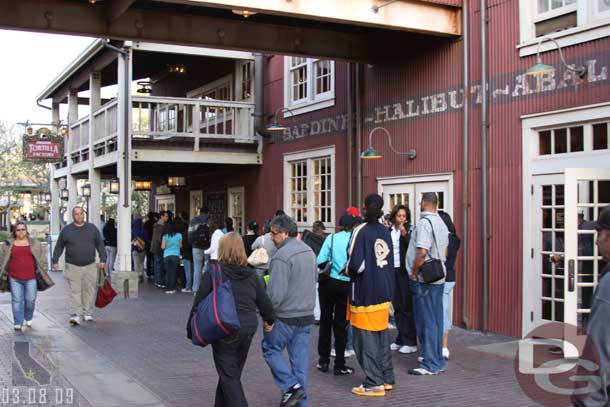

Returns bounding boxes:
[187,263,274,338]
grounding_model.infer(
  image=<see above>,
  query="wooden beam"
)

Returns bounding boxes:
[0,0,441,62]
[105,0,137,23]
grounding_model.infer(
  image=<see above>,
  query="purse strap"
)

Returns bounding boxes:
[329,233,334,264]
[422,217,440,261]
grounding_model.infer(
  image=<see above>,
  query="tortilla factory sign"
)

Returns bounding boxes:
[22,127,64,163]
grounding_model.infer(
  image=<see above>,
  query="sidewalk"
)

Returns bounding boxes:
[0,272,536,407]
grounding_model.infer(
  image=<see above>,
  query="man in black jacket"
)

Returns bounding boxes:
[302,221,326,256]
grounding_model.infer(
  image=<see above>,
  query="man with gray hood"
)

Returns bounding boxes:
[262,214,317,407]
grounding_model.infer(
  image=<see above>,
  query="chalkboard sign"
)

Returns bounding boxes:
[205,191,226,226]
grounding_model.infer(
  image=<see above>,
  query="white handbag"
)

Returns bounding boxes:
[248,235,269,267]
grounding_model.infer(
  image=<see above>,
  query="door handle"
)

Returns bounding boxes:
[568,259,575,292]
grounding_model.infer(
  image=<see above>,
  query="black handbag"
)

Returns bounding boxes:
[419,218,446,284]
[318,234,333,283]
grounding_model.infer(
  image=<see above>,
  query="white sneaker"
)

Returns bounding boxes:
[399,345,418,354]
[417,356,424,363]
[25,320,33,327]
[345,349,356,358]
[330,348,336,357]
[181,288,192,293]
[443,347,450,360]
[84,315,93,322]
[14,325,22,331]
[165,290,176,294]
[69,316,81,326]
[390,343,401,351]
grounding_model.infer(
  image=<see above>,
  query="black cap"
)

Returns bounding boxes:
[591,205,610,231]
[339,214,356,229]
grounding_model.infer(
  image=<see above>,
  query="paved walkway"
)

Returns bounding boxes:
[0,272,537,407]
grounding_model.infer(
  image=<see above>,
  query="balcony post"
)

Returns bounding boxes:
[116,47,133,273]
[89,72,102,230]
[50,102,61,234]
[193,102,200,151]
[67,89,78,222]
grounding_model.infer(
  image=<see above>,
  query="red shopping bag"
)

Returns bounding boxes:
[95,279,117,308]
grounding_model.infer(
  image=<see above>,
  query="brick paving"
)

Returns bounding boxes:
[0,273,539,407]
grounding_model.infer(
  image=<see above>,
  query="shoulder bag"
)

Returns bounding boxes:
[248,235,269,267]
[318,234,333,283]
[419,218,446,284]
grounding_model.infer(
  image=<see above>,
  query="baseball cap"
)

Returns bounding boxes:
[591,205,610,231]
[339,214,357,229]
[346,207,360,217]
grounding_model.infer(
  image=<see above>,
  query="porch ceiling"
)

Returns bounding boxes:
[1,0,460,64]
[92,161,260,178]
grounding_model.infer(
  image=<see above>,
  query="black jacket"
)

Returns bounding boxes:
[103,224,117,247]
[445,233,462,282]
[388,223,411,272]
[187,263,274,338]
[302,230,326,256]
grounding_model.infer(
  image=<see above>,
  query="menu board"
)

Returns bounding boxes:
[205,191,226,226]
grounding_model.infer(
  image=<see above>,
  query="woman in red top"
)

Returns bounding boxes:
[0,221,51,331]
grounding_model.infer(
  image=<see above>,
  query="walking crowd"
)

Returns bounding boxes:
[2,196,610,407]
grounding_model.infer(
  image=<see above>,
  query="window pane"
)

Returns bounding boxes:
[593,123,608,150]
[538,0,549,13]
[555,185,564,206]
[569,126,584,152]
[539,130,551,155]
[543,185,552,205]
[554,128,567,154]
[599,0,610,12]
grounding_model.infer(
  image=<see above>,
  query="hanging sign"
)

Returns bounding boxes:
[22,127,64,163]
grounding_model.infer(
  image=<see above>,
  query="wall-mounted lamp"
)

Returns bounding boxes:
[168,177,186,187]
[372,0,398,13]
[81,184,91,198]
[60,189,69,200]
[134,180,152,191]
[360,126,416,160]
[232,9,258,18]
[167,64,187,75]
[109,178,120,194]
[266,107,294,132]
[60,127,68,136]
[26,126,33,135]
[136,81,153,94]
[525,36,587,78]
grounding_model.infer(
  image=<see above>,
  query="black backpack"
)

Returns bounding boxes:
[193,223,211,249]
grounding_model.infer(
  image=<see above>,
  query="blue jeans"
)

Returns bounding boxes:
[9,277,37,326]
[443,282,456,333]
[262,320,312,406]
[154,255,165,286]
[409,279,445,373]
[346,323,354,351]
[192,248,207,294]
[183,259,193,290]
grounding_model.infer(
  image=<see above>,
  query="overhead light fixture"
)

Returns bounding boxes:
[167,177,186,187]
[525,36,587,78]
[109,178,120,194]
[81,184,91,198]
[360,126,417,160]
[60,189,69,200]
[266,107,294,132]
[134,180,152,191]
[136,81,153,94]
[167,64,187,74]
[232,9,258,18]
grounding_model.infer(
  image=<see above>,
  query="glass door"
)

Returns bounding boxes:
[564,168,610,332]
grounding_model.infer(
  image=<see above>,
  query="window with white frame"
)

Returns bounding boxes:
[284,147,335,229]
[519,0,610,56]
[235,60,253,101]
[537,121,610,157]
[284,57,335,116]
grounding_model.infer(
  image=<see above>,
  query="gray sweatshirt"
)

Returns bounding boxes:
[577,265,610,406]
[52,222,106,266]
[267,237,317,322]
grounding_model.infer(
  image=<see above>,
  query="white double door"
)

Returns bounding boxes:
[379,177,452,223]
[526,168,610,335]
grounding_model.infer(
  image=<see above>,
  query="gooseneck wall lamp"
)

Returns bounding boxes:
[266,107,295,132]
[360,127,417,160]
[525,36,587,78]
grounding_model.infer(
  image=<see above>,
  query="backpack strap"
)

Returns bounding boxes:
[422,217,440,261]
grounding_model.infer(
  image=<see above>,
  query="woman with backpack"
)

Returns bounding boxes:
[161,222,182,294]
[187,232,274,407]
[438,211,461,360]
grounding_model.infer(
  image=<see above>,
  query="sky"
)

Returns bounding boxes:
[0,29,94,131]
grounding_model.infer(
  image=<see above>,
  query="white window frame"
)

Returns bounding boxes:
[283,57,335,117]
[235,60,254,102]
[283,146,336,231]
[187,74,233,100]
[521,102,610,337]
[518,0,610,56]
